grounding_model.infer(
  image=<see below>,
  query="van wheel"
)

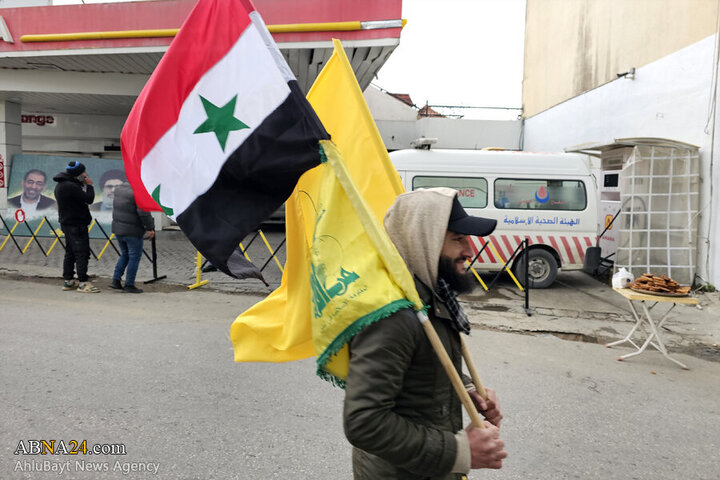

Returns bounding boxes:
[513,249,558,289]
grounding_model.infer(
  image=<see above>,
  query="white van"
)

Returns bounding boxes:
[389,148,598,288]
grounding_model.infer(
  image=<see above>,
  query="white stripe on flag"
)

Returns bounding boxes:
[140,23,291,220]
[249,11,295,83]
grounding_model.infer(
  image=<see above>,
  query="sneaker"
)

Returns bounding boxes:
[123,285,143,294]
[201,263,218,273]
[77,282,101,293]
[62,279,78,291]
[110,279,123,290]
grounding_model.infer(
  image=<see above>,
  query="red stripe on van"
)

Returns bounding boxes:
[513,235,522,247]
[468,237,483,264]
[490,236,507,263]
[470,237,495,263]
[585,237,593,247]
[474,237,495,263]
[481,238,497,263]
[501,235,515,258]
[548,236,561,262]
[573,237,585,262]
[560,236,576,264]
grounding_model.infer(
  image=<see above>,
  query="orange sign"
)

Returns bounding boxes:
[604,214,614,230]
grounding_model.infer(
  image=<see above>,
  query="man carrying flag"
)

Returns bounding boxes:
[121,0,328,282]
[343,188,506,479]
[225,32,507,477]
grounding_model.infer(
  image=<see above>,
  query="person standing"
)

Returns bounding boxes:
[53,161,99,293]
[343,188,506,479]
[109,182,155,294]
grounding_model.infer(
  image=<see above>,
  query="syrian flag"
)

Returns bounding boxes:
[121,0,329,282]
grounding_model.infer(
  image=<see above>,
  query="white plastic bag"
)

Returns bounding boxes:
[612,267,634,289]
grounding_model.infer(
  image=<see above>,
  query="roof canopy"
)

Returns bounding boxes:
[0,0,403,115]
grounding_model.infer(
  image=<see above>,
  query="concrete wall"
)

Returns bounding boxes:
[524,0,718,118]
[20,112,124,157]
[364,85,522,150]
[364,86,418,150]
[523,34,719,286]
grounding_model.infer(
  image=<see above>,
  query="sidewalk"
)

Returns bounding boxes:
[462,271,720,363]
[2,228,719,363]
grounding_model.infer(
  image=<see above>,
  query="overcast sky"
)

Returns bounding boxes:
[53,0,526,119]
[374,0,526,119]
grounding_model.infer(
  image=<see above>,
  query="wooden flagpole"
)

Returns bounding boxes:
[461,337,488,400]
[416,312,485,428]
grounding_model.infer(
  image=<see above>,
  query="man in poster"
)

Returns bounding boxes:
[8,169,56,215]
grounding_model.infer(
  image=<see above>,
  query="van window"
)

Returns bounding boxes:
[494,179,587,211]
[412,176,488,208]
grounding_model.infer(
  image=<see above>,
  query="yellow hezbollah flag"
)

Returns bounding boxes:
[311,140,422,384]
[230,40,421,384]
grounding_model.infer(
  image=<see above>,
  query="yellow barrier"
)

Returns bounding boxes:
[238,242,252,261]
[21,218,47,255]
[467,263,489,291]
[187,229,288,289]
[482,240,524,291]
[258,230,284,273]
[46,228,63,255]
[0,220,20,252]
[188,251,209,290]
[97,233,116,260]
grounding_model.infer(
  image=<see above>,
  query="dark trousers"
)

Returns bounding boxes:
[62,224,90,282]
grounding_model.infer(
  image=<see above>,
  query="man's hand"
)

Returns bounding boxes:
[147,230,155,239]
[468,387,502,427]
[466,422,507,469]
[80,173,93,186]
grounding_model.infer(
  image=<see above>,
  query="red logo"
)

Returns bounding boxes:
[15,209,25,223]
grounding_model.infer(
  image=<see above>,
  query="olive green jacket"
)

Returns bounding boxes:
[343,280,467,480]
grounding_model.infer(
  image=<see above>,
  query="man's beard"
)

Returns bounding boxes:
[437,256,476,294]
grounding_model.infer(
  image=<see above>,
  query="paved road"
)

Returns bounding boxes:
[1,277,719,479]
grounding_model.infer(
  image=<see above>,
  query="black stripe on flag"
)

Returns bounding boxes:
[177,80,329,282]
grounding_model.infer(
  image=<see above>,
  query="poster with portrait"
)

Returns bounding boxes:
[2,155,125,239]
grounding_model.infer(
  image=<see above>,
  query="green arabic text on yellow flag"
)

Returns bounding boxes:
[230,39,422,385]
[311,140,422,384]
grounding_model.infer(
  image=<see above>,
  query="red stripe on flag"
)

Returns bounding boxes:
[560,236,576,264]
[573,236,585,262]
[490,235,507,263]
[122,0,254,209]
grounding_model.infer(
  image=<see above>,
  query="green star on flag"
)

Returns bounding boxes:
[194,95,249,151]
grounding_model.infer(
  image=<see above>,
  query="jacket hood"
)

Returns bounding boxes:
[383,187,456,288]
[53,171,80,183]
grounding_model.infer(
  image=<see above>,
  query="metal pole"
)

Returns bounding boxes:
[524,238,531,316]
[144,235,167,284]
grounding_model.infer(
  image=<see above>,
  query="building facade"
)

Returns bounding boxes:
[523,0,720,286]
